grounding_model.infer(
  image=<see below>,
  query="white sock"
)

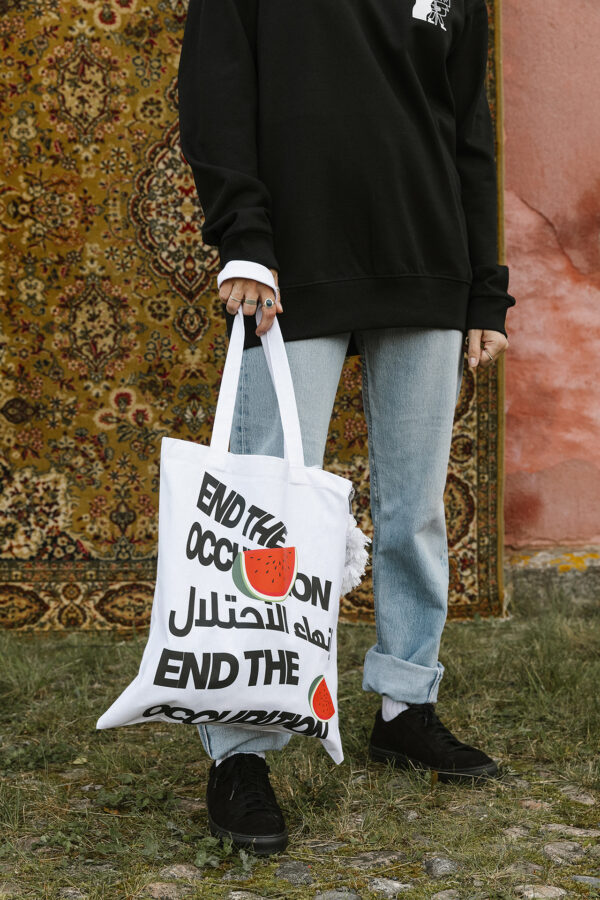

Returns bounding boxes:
[214,750,266,767]
[381,697,410,721]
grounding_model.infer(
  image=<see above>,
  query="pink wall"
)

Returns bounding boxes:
[502,0,600,548]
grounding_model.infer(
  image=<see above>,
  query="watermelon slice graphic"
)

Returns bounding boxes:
[308,675,335,721]
[231,546,298,602]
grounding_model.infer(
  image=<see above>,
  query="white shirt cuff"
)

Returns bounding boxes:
[217,259,277,292]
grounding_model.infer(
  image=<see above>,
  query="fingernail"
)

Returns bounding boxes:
[469,357,477,366]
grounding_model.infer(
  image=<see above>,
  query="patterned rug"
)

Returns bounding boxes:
[0,0,506,631]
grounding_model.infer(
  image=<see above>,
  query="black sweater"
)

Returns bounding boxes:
[178,0,516,357]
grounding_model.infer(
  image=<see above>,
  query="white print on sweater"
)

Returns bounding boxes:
[412,0,452,31]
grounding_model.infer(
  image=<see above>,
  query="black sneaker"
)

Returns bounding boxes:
[369,703,499,783]
[206,753,288,855]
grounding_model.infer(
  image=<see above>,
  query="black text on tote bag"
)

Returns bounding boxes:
[97,307,370,763]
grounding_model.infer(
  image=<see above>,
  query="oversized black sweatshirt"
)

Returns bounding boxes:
[178,0,516,357]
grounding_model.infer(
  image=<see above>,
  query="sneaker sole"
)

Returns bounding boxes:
[208,812,288,856]
[369,743,499,783]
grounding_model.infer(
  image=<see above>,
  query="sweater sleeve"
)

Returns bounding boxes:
[177,0,280,272]
[447,0,516,336]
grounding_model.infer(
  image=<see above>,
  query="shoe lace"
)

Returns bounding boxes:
[227,755,279,813]
[409,703,466,751]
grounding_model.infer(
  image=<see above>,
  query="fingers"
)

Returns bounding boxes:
[255,268,283,336]
[466,328,510,370]
[256,286,283,337]
[219,277,261,316]
[218,277,283,334]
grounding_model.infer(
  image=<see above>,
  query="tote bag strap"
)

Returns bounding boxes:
[210,306,305,467]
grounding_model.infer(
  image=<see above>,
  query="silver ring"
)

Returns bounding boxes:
[241,298,258,307]
[263,297,275,308]
[483,347,496,364]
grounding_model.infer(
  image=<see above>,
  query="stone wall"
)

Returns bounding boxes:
[502,0,600,552]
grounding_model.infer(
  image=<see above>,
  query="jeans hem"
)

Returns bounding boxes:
[196,723,293,759]
[362,647,445,705]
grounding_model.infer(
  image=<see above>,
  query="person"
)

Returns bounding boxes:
[177,0,516,856]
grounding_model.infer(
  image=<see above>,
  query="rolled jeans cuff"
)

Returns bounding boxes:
[362,647,445,705]
[197,723,292,760]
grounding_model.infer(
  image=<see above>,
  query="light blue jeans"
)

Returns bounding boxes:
[198,325,465,758]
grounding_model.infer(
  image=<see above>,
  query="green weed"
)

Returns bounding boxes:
[0,593,597,898]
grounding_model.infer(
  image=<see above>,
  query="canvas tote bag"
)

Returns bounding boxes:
[96,306,370,764]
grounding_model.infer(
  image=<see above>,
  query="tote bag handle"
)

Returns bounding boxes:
[210,306,305,468]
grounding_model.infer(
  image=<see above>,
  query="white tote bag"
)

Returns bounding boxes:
[96,307,370,764]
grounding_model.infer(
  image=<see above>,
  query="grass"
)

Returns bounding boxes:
[0,586,598,899]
